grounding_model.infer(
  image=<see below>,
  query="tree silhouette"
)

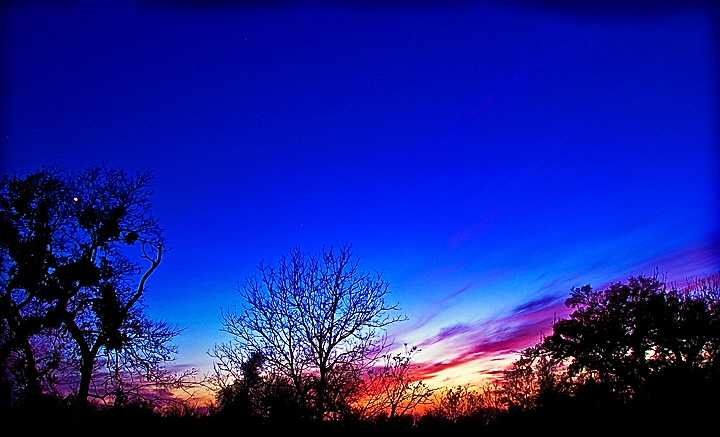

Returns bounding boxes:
[213,244,405,420]
[0,165,188,406]
[540,273,720,402]
[425,384,498,423]
[356,345,434,420]
[214,351,267,419]
[501,343,567,412]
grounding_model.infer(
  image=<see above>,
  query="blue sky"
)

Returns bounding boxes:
[2,0,718,388]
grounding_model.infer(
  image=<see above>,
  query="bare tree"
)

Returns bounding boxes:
[214,244,406,420]
[426,383,503,424]
[356,345,434,419]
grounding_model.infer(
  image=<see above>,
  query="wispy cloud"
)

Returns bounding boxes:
[390,284,475,340]
[406,235,720,386]
[417,323,475,348]
[641,235,720,283]
[411,290,568,381]
[510,294,560,317]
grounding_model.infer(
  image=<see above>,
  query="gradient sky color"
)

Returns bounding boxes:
[2,0,719,390]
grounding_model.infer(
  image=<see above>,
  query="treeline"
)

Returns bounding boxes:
[5,273,717,434]
[2,165,719,433]
[206,272,720,433]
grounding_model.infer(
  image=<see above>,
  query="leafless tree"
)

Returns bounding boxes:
[356,345,434,419]
[214,244,406,420]
[426,383,503,423]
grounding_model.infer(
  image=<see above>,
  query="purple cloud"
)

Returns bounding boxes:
[410,290,569,380]
[403,235,720,384]
[510,293,561,316]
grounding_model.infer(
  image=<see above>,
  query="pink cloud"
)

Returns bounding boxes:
[404,235,720,384]
[411,292,568,379]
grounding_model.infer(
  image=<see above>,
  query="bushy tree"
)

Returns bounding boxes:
[539,273,720,401]
[0,165,189,406]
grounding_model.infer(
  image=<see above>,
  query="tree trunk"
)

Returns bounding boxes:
[77,358,93,405]
[20,339,41,402]
[317,367,327,420]
[65,317,97,406]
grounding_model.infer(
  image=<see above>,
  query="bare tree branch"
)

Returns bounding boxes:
[211,244,406,420]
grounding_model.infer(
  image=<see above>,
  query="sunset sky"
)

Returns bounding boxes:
[2,0,718,391]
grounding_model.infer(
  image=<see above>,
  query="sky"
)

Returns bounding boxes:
[2,0,719,391]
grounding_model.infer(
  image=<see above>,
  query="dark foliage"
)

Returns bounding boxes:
[541,274,720,400]
[499,272,720,431]
[4,178,716,434]
[0,165,191,407]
